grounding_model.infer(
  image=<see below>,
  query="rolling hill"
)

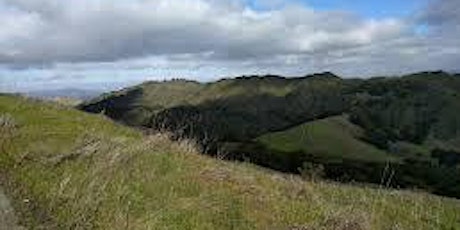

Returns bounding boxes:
[79,71,460,198]
[1,94,459,229]
[256,115,395,162]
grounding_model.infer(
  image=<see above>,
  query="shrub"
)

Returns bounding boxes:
[299,162,325,181]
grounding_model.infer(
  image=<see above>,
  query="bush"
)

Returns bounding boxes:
[299,162,325,181]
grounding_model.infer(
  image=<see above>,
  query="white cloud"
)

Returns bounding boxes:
[0,0,406,66]
[0,0,459,90]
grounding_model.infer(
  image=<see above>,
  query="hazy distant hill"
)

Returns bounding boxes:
[26,88,101,101]
[80,71,460,198]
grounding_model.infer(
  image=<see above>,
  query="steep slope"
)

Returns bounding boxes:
[1,95,459,229]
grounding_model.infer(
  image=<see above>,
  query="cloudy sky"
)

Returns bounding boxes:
[0,0,459,92]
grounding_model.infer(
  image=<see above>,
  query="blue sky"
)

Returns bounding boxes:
[0,0,459,93]
[305,0,422,18]
[248,0,423,18]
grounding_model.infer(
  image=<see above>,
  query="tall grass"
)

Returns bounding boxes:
[0,95,459,229]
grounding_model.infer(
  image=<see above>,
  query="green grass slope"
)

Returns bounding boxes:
[79,73,343,128]
[1,95,460,229]
[256,115,395,162]
[78,71,460,198]
[80,80,205,126]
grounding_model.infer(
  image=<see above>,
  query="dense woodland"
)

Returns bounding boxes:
[80,71,460,198]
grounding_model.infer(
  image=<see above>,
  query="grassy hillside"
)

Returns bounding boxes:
[1,95,459,229]
[254,114,438,167]
[256,115,395,162]
[80,72,460,151]
[257,116,394,162]
[78,71,460,198]
[80,73,345,130]
[250,116,460,198]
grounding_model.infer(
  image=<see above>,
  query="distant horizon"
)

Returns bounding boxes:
[3,69,458,95]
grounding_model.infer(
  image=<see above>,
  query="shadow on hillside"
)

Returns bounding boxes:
[225,141,460,199]
[79,72,460,199]
[145,92,460,199]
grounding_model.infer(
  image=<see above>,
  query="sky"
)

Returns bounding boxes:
[0,0,459,92]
